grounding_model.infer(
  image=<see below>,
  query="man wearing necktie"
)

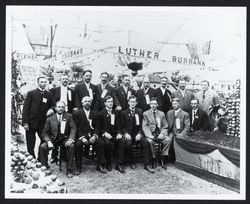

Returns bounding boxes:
[74,70,99,112]
[73,96,103,174]
[121,95,153,172]
[171,79,194,113]
[142,97,169,170]
[96,72,119,111]
[136,76,157,112]
[155,76,172,114]
[115,74,136,111]
[189,98,210,132]
[95,96,126,173]
[22,76,55,159]
[49,74,76,163]
[39,101,76,178]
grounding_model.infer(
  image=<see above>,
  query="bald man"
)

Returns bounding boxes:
[136,76,157,112]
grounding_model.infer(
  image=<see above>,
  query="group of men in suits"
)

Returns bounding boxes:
[22,70,218,177]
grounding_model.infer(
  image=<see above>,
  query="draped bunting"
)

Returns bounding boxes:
[175,137,240,167]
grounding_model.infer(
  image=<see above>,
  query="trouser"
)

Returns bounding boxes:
[25,128,42,159]
[147,137,172,159]
[139,137,151,165]
[95,136,126,165]
[39,139,75,170]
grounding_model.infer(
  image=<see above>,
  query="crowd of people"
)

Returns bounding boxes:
[21,70,220,178]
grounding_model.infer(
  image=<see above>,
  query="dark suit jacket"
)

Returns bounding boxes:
[50,86,76,113]
[41,112,76,143]
[74,82,99,111]
[189,108,210,131]
[72,108,96,139]
[166,109,190,137]
[22,88,55,130]
[120,108,143,136]
[171,89,194,113]
[136,87,156,112]
[95,109,121,137]
[155,87,172,114]
[115,86,136,111]
[96,83,119,111]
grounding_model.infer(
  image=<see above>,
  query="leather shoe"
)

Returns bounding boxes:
[96,165,107,174]
[106,163,112,171]
[50,158,58,164]
[74,168,81,175]
[115,164,125,173]
[159,159,167,169]
[144,165,154,173]
[67,170,73,178]
[130,163,136,169]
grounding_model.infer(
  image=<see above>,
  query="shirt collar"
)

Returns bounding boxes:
[38,87,45,92]
[61,85,68,89]
[175,108,181,115]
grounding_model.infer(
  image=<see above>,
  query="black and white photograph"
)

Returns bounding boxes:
[5,6,246,199]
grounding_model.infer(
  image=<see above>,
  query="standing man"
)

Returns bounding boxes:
[115,74,136,111]
[120,95,153,172]
[155,76,172,114]
[136,76,156,112]
[189,98,210,132]
[22,76,55,158]
[50,74,76,114]
[194,80,220,130]
[95,96,126,173]
[73,96,105,174]
[49,74,76,163]
[39,101,76,178]
[171,79,194,113]
[142,97,170,170]
[96,72,119,111]
[166,98,190,139]
[74,70,98,112]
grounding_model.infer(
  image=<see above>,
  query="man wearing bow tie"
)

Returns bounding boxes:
[96,72,119,111]
[136,76,157,112]
[171,79,194,113]
[155,76,172,114]
[115,74,136,111]
[39,101,76,178]
[142,97,169,170]
[72,96,101,174]
[95,96,126,173]
[22,76,55,159]
[74,70,99,112]
[49,74,76,163]
[189,98,210,132]
[121,95,152,172]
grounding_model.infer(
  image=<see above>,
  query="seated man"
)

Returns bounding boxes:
[166,98,190,139]
[120,95,153,173]
[189,98,210,132]
[142,97,170,169]
[95,96,126,173]
[39,101,76,178]
[72,96,101,174]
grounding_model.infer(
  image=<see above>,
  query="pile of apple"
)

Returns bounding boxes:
[226,79,241,137]
[10,141,67,193]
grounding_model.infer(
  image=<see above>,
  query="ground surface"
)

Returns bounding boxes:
[15,127,238,195]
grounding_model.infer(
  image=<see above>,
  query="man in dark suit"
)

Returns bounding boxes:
[22,76,55,158]
[39,101,76,178]
[115,74,136,111]
[96,72,119,111]
[155,76,172,114]
[73,96,106,174]
[142,97,170,170]
[74,70,99,112]
[95,96,126,173]
[189,98,210,132]
[120,95,153,172]
[136,76,156,112]
[49,74,76,163]
[171,79,194,113]
[166,98,190,139]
